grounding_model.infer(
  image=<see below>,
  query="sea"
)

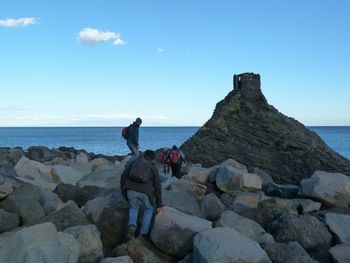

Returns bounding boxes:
[0,127,349,160]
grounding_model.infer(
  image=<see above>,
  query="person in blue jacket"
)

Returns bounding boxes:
[127,117,142,162]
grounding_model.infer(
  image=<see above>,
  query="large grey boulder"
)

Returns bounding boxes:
[166,179,207,200]
[54,183,103,207]
[220,190,269,213]
[52,165,85,185]
[262,242,316,263]
[39,191,65,215]
[215,210,274,244]
[2,183,45,225]
[64,224,103,263]
[38,200,89,231]
[0,160,22,199]
[78,166,124,189]
[299,171,350,208]
[0,222,79,263]
[329,244,350,263]
[185,166,213,184]
[150,206,212,258]
[270,213,332,252]
[200,193,225,221]
[0,209,20,234]
[193,227,271,263]
[324,213,350,243]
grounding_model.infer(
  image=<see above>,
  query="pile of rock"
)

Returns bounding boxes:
[1,146,350,262]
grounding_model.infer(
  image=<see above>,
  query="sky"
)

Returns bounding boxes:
[0,0,349,127]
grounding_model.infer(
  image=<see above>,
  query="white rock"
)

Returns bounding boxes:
[52,165,85,185]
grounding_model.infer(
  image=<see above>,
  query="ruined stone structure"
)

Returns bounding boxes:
[181,73,350,184]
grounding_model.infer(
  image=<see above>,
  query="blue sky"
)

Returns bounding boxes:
[0,0,349,126]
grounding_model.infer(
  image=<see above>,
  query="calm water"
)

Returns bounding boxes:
[0,127,349,159]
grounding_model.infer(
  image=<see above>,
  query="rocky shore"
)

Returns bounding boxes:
[0,145,350,263]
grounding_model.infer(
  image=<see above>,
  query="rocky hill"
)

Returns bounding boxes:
[181,73,350,184]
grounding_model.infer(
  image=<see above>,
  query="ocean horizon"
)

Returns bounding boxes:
[0,126,350,160]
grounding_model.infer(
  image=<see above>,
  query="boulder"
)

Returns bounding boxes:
[215,210,274,244]
[38,200,89,231]
[2,183,45,225]
[269,213,332,252]
[0,222,79,263]
[25,146,65,162]
[0,147,24,166]
[185,166,212,184]
[253,167,273,188]
[264,182,299,199]
[39,191,65,215]
[221,190,269,213]
[90,158,112,171]
[52,165,85,185]
[44,157,74,166]
[150,207,212,258]
[200,193,225,221]
[193,227,271,263]
[299,171,350,208]
[0,209,20,234]
[162,191,204,218]
[64,224,103,263]
[324,213,350,243]
[0,160,22,199]
[101,256,134,263]
[54,183,103,207]
[14,156,56,191]
[262,242,316,263]
[73,162,93,176]
[166,179,207,200]
[216,166,262,192]
[329,244,350,263]
[78,166,124,189]
[75,152,89,164]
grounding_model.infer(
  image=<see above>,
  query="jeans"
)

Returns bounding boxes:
[127,144,139,163]
[127,190,154,235]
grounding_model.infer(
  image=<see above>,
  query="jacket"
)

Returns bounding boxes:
[126,123,139,146]
[120,158,162,208]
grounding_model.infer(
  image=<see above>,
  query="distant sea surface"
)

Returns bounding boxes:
[0,126,349,160]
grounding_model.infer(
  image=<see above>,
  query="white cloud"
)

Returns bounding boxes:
[0,17,37,27]
[78,27,126,46]
[156,48,165,53]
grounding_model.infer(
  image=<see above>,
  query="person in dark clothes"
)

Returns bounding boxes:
[126,117,142,163]
[120,149,163,239]
[169,145,185,179]
[160,147,170,174]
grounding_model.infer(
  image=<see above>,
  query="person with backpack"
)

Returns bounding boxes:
[120,149,163,240]
[159,147,170,174]
[169,145,185,179]
[122,117,142,163]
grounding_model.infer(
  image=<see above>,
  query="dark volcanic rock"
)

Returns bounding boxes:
[181,73,350,184]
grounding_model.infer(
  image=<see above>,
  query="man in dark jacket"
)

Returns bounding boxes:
[126,117,142,163]
[120,149,163,239]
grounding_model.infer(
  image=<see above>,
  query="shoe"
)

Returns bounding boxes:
[137,233,149,241]
[127,225,136,239]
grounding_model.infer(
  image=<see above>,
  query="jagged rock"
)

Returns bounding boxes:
[150,207,212,258]
[78,166,124,189]
[54,184,103,207]
[64,224,103,263]
[0,147,24,166]
[329,244,350,263]
[166,179,207,200]
[193,227,271,263]
[324,213,350,243]
[299,171,350,208]
[127,238,175,263]
[38,200,89,231]
[162,190,204,218]
[14,156,56,192]
[25,146,65,162]
[220,190,269,213]
[39,192,65,215]
[200,193,225,221]
[52,164,85,185]
[181,73,350,184]
[0,160,22,199]
[0,222,79,263]
[0,209,20,234]
[269,213,332,252]
[185,166,212,184]
[262,242,316,263]
[100,256,134,263]
[215,210,274,244]
[90,158,113,171]
[2,183,45,225]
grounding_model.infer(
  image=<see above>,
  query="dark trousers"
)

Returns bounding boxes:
[170,163,181,178]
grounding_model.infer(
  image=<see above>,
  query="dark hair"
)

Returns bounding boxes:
[143,150,156,160]
[172,145,178,150]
